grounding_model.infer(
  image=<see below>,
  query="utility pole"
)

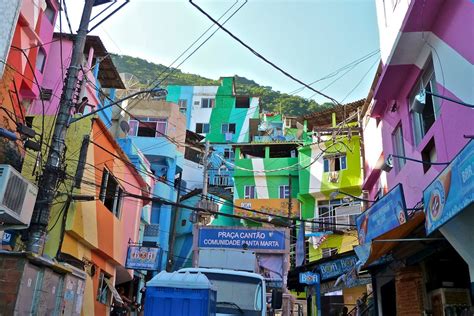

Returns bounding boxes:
[196,141,210,224]
[26,0,95,253]
[166,172,182,272]
[202,140,210,199]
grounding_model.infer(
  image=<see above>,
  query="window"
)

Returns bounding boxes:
[196,123,210,134]
[221,123,236,134]
[279,185,290,199]
[36,48,46,73]
[44,1,56,24]
[223,148,234,160]
[317,199,360,231]
[235,96,250,108]
[285,118,297,128]
[421,138,437,173]
[201,98,215,108]
[128,117,167,137]
[97,271,111,305]
[178,99,187,114]
[323,155,347,172]
[322,248,338,258]
[244,185,256,199]
[392,124,406,172]
[410,59,440,145]
[99,169,123,217]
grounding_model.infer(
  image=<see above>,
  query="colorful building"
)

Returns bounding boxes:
[358,0,474,314]
[166,77,260,188]
[115,98,186,271]
[287,100,368,316]
[230,112,301,224]
[0,0,59,170]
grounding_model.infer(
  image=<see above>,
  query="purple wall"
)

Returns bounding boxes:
[366,0,473,207]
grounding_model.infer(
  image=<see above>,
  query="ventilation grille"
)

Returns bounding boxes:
[144,224,159,237]
[2,171,27,215]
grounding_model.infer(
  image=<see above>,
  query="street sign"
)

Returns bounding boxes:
[299,272,320,285]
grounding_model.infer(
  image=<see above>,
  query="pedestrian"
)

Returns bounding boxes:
[341,306,349,316]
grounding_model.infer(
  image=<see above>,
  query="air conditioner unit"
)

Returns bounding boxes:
[0,165,38,228]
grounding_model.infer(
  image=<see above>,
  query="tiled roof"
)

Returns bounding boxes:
[300,99,365,129]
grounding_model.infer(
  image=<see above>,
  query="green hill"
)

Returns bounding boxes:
[111,54,333,116]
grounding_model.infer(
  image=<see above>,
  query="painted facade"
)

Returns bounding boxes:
[166,77,260,187]
[0,0,59,169]
[116,99,186,270]
[22,116,149,316]
[360,1,474,314]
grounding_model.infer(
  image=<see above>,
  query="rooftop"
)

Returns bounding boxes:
[300,99,365,130]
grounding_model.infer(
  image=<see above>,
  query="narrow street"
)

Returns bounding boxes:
[0,0,473,315]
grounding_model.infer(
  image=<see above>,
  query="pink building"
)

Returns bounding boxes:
[360,1,474,314]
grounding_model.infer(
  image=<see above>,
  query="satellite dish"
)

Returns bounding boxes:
[116,73,141,99]
[120,120,130,134]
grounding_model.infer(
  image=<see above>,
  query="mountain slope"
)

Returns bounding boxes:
[111,54,333,116]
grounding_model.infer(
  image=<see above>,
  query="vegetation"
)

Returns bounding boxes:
[111,54,333,116]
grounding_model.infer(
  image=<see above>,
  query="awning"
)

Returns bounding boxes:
[359,212,425,267]
[105,278,124,304]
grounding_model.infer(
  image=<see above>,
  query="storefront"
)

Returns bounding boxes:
[354,141,474,315]
[288,251,372,316]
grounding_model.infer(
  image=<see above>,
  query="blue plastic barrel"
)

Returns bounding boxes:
[144,271,216,316]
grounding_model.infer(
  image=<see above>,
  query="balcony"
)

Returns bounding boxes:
[234,198,300,219]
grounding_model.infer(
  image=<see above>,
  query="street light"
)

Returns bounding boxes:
[381,154,449,172]
[412,89,474,113]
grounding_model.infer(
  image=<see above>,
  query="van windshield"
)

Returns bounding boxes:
[203,272,263,316]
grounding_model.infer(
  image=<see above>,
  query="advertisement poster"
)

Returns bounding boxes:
[356,184,407,244]
[125,246,162,270]
[257,254,284,288]
[424,141,474,235]
[198,227,286,251]
[319,255,358,280]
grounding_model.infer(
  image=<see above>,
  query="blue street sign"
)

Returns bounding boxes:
[299,272,320,285]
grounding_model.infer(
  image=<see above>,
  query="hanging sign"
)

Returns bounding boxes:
[424,141,474,235]
[125,246,162,270]
[356,184,407,244]
[299,272,320,285]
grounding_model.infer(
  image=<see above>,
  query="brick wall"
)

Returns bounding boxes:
[0,256,27,316]
[395,266,425,316]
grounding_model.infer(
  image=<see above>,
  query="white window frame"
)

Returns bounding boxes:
[244,185,256,199]
[196,123,210,134]
[323,155,347,173]
[128,117,167,137]
[279,185,290,199]
[223,148,235,160]
[178,99,187,113]
[201,98,215,108]
[410,58,440,145]
[392,123,406,173]
[221,123,236,134]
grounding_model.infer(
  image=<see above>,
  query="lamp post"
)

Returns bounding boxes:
[412,89,474,113]
[381,154,449,173]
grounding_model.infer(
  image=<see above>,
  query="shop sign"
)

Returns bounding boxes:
[424,141,474,235]
[125,246,162,270]
[319,255,358,280]
[356,184,407,244]
[198,227,286,251]
[299,272,320,285]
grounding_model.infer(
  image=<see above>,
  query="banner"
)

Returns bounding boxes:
[319,255,358,281]
[356,184,407,244]
[257,254,284,288]
[424,141,474,235]
[198,227,286,251]
[295,221,305,266]
[125,246,162,270]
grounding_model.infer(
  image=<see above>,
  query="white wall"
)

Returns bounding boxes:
[189,86,218,134]
[182,159,204,191]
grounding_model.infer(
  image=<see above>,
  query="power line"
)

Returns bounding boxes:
[189,0,340,105]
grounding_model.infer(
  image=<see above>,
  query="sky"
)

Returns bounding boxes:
[63,0,380,105]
